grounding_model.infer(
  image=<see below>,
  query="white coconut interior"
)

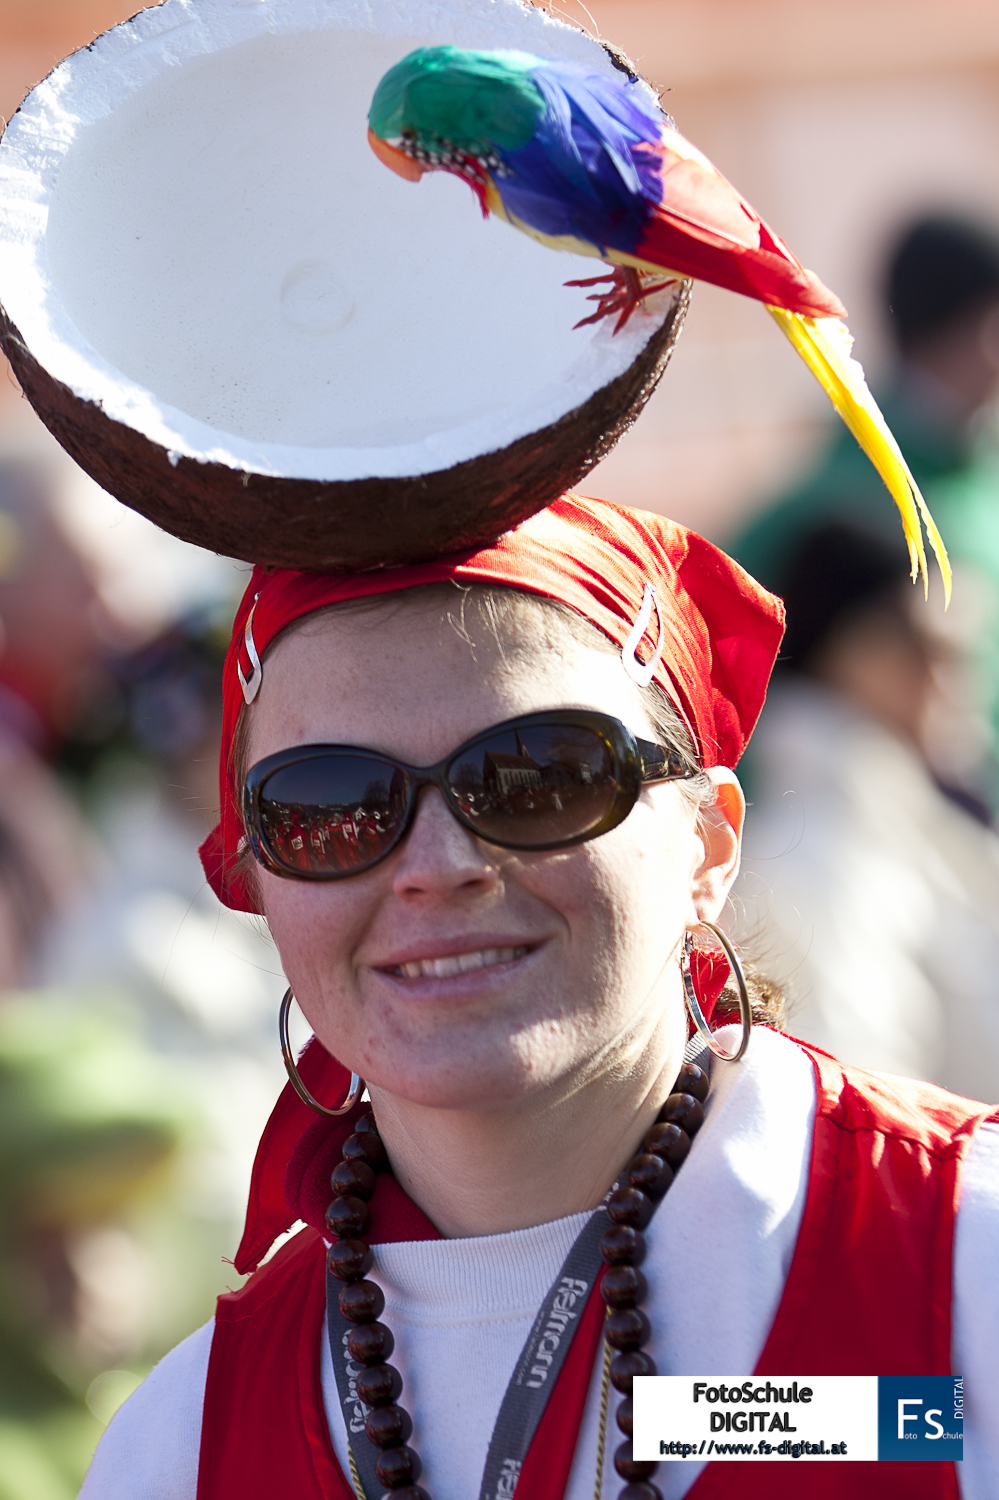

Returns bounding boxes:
[0,0,674,482]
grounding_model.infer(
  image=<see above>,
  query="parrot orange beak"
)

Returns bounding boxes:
[367,127,425,182]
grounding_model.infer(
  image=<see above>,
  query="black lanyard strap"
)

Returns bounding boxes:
[477,1204,610,1500]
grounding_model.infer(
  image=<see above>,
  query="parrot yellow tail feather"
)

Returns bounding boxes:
[766,307,952,605]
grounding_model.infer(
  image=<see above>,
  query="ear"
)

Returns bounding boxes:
[691,768,745,924]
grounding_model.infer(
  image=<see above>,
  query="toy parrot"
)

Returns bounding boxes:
[368,46,950,598]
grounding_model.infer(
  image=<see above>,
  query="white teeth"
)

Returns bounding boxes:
[396,946,527,979]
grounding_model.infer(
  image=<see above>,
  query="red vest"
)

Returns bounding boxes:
[197,1041,997,1500]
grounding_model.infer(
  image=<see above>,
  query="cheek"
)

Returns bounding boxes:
[517,801,699,961]
[606,803,700,950]
[260,873,369,988]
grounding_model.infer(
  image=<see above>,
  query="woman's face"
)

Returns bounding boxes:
[248,598,743,1114]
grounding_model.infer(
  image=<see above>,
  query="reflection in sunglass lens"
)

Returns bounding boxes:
[447,723,617,845]
[259,755,407,874]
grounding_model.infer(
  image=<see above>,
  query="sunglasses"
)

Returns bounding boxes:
[243,710,697,882]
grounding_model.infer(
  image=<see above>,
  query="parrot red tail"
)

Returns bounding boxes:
[630,136,844,320]
[634,205,844,320]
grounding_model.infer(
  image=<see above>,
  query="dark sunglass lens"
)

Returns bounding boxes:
[259,756,407,874]
[448,723,618,846]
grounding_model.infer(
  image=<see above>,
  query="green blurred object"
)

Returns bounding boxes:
[0,995,186,1493]
[732,385,971,591]
[731,386,999,805]
[0,1412,102,1500]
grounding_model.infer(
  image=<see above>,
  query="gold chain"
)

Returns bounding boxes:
[347,1441,369,1500]
[593,1332,613,1500]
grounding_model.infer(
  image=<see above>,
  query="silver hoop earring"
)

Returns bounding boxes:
[278,988,363,1117]
[680,922,752,1063]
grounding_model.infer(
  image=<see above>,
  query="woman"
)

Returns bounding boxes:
[81,495,998,1500]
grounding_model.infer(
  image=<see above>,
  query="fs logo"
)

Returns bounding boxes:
[877,1378,964,1461]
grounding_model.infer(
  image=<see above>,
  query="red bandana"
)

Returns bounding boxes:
[200,493,784,912]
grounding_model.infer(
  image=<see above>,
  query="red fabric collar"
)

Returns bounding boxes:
[236,1039,437,1273]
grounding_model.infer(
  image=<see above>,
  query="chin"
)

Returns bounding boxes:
[360,1033,566,1113]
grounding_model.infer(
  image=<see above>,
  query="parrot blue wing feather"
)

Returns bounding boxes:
[522,68,595,199]
[538,65,656,195]
[494,62,664,255]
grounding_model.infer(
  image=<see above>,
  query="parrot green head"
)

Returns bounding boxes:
[368,46,545,184]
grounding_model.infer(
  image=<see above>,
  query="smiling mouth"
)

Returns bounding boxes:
[391,946,531,980]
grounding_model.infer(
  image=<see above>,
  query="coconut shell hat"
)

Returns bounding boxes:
[0,0,693,571]
[0,0,945,911]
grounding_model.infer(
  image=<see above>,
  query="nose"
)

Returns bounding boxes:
[391,787,500,900]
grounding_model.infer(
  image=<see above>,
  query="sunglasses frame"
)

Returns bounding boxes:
[243,709,697,882]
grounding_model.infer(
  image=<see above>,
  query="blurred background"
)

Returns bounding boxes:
[1,0,999,1493]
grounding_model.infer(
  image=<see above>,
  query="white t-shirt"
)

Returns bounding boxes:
[79,1028,999,1499]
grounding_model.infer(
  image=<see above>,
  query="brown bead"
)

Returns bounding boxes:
[619,1482,663,1500]
[607,1186,653,1229]
[657,1092,704,1133]
[610,1350,656,1394]
[601,1265,647,1310]
[343,1131,387,1169]
[339,1278,385,1324]
[605,1308,651,1351]
[347,1320,395,1365]
[627,1153,673,1200]
[375,1445,422,1489]
[356,1362,404,1407]
[614,1440,657,1481]
[365,1404,413,1450]
[643,1122,690,1169]
[353,1111,379,1135]
[331,1158,376,1200]
[677,1061,710,1102]
[600,1224,646,1267]
[616,1397,634,1437]
[387,1488,431,1500]
[325,1195,370,1239]
[327,1238,373,1282]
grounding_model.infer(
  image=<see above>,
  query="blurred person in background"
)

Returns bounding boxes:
[0,998,185,1500]
[0,458,197,1500]
[738,520,999,1098]
[0,449,284,1499]
[735,213,999,578]
[734,213,999,807]
[0,460,103,987]
[41,605,292,1243]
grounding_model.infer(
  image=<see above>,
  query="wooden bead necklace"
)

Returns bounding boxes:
[325,1060,710,1500]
